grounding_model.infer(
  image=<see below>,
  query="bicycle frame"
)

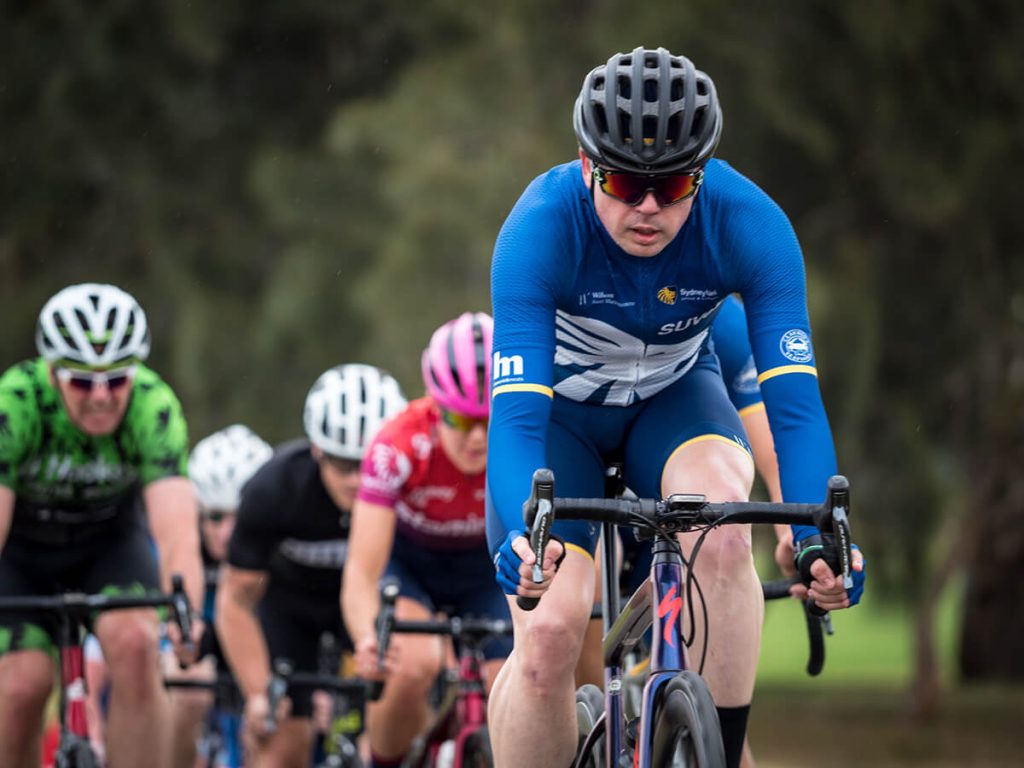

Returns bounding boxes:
[58,612,92,746]
[592,531,690,767]
[438,641,489,766]
[376,587,508,768]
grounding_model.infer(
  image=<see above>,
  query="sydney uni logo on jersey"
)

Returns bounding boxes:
[657,286,677,305]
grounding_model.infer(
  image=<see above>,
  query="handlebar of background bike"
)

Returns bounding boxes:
[518,469,853,614]
[387,615,513,641]
[761,576,827,677]
[374,579,513,661]
[0,572,195,656]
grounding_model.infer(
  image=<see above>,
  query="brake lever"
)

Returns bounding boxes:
[517,469,555,612]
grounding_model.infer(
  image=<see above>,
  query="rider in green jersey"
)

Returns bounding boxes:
[0,283,205,768]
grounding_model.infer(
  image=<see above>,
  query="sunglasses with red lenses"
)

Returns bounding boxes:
[439,407,488,433]
[592,166,704,207]
[56,366,136,393]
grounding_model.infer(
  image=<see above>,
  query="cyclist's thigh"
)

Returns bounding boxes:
[258,586,344,718]
[547,396,634,553]
[485,395,631,557]
[382,549,436,613]
[80,521,161,596]
[623,353,750,499]
[0,539,66,654]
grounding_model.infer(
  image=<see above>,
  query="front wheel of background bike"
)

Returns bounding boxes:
[648,671,726,768]
[460,726,494,768]
[55,738,100,768]
[574,683,606,768]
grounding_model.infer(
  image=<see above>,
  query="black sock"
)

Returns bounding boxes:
[716,704,751,768]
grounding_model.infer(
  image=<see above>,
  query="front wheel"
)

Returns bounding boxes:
[55,738,101,768]
[459,727,494,768]
[574,684,606,768]
[648,672,725,768]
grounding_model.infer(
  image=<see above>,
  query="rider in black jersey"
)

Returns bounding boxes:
[215,364,405,767]
[168,424,274,768]
[0,283,205,768]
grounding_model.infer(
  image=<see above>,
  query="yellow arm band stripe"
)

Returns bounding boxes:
[757,365,818,384]
[492,383,554,398]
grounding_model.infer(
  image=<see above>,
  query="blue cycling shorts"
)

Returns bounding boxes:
[385,535,513,660]
[487,351,751,558]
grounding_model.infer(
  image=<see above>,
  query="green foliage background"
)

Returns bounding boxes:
[2,0,1022,683]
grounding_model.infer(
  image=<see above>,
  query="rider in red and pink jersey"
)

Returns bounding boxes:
[341,312,509,768]
[357,395,486,551]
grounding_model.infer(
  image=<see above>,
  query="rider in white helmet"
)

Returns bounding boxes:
[216,364,405,767]
[0,283,204,768]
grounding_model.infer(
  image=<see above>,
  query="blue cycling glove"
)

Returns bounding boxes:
[795,535,866,607]
[492,529,569,596]
[493,529,528,595]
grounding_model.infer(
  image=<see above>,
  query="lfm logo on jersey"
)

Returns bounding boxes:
[657,286,677,305]
[492,351,524,380]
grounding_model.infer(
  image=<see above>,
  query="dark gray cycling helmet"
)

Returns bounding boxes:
[573,47,722,174]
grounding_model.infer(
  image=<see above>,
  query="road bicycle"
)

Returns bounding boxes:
[0,574,194,768]
[265,653,380,768]
[516,468,854,768]
[374,579,512,768]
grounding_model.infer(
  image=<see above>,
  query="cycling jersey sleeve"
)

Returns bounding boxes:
[227,463,283,572]
[127,368,190,485]
[715,174,837,510]
[710,295,763,414]
[0,362,39,490]
[486,176,573,554]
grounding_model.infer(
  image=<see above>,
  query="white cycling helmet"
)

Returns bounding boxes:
[36,283,151,367]
[189,425,274,511]
[303,364,406,460]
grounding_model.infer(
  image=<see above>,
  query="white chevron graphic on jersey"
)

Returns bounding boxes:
[554,311,710,405]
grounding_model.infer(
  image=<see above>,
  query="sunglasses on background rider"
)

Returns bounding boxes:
[55,365,136,393]
[439,407,488,433]
[592,166,704,207]
[202,509,236,524]
[320,453,363,475]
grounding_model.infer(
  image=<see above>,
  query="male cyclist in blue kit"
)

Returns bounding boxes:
[485,47,866,768]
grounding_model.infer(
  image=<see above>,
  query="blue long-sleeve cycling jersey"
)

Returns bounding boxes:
[712,295,763,414]
[487,158,836,546]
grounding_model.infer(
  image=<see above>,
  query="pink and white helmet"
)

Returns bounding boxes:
[421,312,493,419]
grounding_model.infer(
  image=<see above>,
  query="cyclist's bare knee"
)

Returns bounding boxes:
[0,652,54,713]
[662,437,754,502]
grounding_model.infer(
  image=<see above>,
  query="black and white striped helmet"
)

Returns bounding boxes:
[189,425,274,511]
[36,283,151,366]
[303,364,406,460]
